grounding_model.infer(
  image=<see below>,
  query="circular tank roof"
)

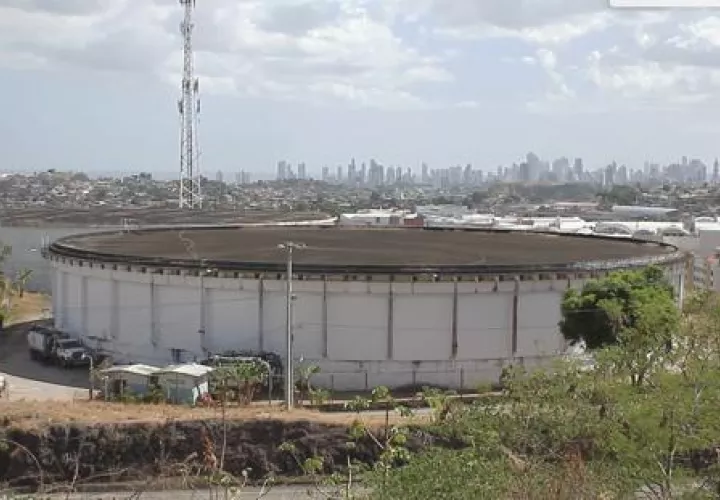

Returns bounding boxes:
[48,226,683,275]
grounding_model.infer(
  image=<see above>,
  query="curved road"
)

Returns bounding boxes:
[48,485,365,499]
[0,316,88,401]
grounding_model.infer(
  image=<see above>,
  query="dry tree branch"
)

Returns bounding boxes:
[0,438,45,494]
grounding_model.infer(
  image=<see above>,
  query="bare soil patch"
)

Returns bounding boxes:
[53,226,674,267]
[9,293,50,325]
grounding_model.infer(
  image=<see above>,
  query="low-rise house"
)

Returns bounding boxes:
[100,364,161,399]
[157,363,214,405]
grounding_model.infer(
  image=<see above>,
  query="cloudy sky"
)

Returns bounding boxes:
[2,0,720,176]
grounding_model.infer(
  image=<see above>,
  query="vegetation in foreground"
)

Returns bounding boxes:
[6,266,720,500]
[369,267,720,499]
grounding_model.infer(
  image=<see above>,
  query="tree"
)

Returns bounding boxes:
[209,361,267,405]
[370,363,636,499]
[368,288,720,500]
[13,269,32,298]
[559,266,678,350]
[373,334,720,499]
[0,243,17,329]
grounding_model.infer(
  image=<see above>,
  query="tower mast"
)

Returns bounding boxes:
[178,0,201,209]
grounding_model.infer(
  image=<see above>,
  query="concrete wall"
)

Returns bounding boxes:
[49,259,687,391]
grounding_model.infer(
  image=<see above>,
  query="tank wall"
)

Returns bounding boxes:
[117,281,151,350]
[516,291,564,357]
[49,258,686,391]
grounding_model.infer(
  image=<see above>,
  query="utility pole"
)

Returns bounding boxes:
[278,241,306,410]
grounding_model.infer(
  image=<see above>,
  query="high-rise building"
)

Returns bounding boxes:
[386,167,396,185]
[277,160,287,181]
[348,159,356,185]
[551,157,570,182]
[573,158,584,181]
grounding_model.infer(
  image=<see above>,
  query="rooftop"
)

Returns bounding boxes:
[101,364,161,377]
[50,226,680,274]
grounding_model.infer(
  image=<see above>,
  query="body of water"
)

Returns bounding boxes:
[0,226,113,293]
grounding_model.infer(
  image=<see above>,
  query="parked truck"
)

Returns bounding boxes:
[27,327,91,368]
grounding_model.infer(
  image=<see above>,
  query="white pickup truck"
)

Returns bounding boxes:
[53,338,92,368]
[27,327,91,368]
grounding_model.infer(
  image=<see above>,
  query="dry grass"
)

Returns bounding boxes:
[0,399,422,430]
[9,292,50,324]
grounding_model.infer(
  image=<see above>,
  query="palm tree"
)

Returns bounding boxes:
[0,278,13,330]
[13,269,32,298]
[0,244,11,262]
[0,244,15,329]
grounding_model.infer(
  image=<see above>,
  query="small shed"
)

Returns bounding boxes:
[100,364,161,399]
[157,363,214,405]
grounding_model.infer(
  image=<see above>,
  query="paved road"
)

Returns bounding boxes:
[44,486,361,499]
[0,318,88,401]
[1,371,87,401]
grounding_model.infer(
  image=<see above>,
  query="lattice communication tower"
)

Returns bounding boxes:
[178,0,202,209]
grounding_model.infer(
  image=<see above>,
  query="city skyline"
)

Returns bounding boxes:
[3,1,720,173]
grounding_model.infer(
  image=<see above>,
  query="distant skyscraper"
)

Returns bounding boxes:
[277,161,287,181]
[298,162,307,181]
[573,158,584,181]
[386,167,396,185]
[216,170,223,183]
[347,159,356,185]
[463,164,472,185]
[551,157,570,182]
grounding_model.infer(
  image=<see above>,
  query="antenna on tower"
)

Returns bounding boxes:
[178,0,202,210]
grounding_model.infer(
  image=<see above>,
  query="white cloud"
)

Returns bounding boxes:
[435,13,612,46]
[4,0,720,112]
[0,0,452,109]
[566,13,720,110]
[401,0,612,45]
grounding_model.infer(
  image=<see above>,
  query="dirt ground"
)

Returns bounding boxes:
[0,399,417,430]
[10,292,50,322]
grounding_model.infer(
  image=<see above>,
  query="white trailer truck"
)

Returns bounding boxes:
[27,327,91,368]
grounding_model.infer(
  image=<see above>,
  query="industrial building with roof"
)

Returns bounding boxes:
[45,225,688,391]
